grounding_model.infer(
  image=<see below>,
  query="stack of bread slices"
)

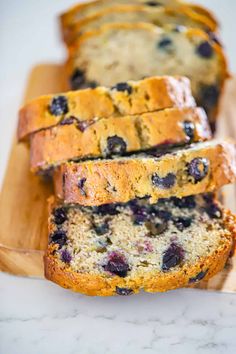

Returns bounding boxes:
[17,0,236,296]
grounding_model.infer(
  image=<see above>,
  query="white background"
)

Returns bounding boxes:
[1,1,236,354]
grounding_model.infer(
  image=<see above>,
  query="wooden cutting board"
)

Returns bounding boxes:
[0,64,236,293]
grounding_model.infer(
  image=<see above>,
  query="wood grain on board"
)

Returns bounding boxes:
[0,65,235,293]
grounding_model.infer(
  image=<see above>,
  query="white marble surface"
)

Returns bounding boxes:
[1,1,236,353]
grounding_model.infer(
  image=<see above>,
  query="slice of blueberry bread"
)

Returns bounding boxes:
[18,76,195,141]
[53,140,236,206]
[44,194,235,296]
[60,0,218,34]
[63,4,217,45]
[66,23,228,129]
[30,107,211,172]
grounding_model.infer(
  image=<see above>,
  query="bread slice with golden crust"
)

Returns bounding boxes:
[44,194,235,296]
[18,76,195,141]
[30,107,211,172]
[66,23,228,129]
[53,140,236,206]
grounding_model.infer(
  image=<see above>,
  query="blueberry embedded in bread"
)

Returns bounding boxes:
[44,194,235,295]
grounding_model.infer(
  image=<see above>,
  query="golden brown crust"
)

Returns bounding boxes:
[53,140,236,206]
[18,75,195,141]
[30,107,211,171]
[44,207,235,296]
[62,4,217,45]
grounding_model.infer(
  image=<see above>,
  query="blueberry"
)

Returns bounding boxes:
[49,230,67,248]
[53,207,68,225]
[162,243,185,271]
[158,37,172,49]
[70,69,86,90]
[203,192,214,203]
[94,204,120,216]
[49,96,68,116]
[111,82,132,94]
[94,222,109,235]
[189,269,208,283]
[196,41,213,58]
[78,178,87,196]
[171,196,196,209]
[173,217,192,231]
[106,136,127,155]
[199,84,219,112]
[150,206,172,221]
[103,252,130,277]
[116,287,133,296]
[205,203,222,219]
[183,121,195,141]
[76,120,90,132]
[152,173,176,189]
[145,1,161,6]
[61,249,72,263]
[131,205,149,225]
[60,117,76,125]
[187,158,209,183]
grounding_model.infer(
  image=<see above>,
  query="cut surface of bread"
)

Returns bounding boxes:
[30,107,211,171]
[60,0,218,32]
[63,4,217,45]
[45,194,235,296]
[18,76,195,140]
[66,23,228,127]
[53,140,236,206]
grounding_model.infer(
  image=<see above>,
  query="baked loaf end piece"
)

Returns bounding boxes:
[63,4,217,45]
[53,140,236,206]
[30,107,211,172]
[60,0,218,33]
[67,23,228,128]
[44,194,235,296]
[18,75,195,141]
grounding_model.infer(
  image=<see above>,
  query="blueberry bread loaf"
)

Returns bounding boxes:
[60,0,218,34]
[66,23,228,128]
[18,76,195,141]
[44,194,235,296]
[30,107,211,171]
[63,4,217,45]
[53,140,236,206]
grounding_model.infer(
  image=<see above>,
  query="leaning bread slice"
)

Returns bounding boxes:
[53,140,236,206]
[60,0,218,34]
[44,194,235,296]
[18,75,195,141]
[30,107,211,172]
[66,23,228,128]
[63,4,217,45]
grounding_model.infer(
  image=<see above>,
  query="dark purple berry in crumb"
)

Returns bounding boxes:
[50,230,67,248]
[116,287,133,296]
[103,252,130,277]
[131,205,149,225]
[94,204,120,216]
[60,117,76,125]
[94,222,109,235]
[187,158,209,183]
[171,196,196,209]
[152,173,176,189]
[145,1,161,6]
[189,269,208,283]
[106,136,127,155]
[151,206,172,221]
[205,203,222,219]
[158,37,172,49]
[203,192,214,203]
[70,69,86,90]
[173,217,192,231]
[200,84,219,111]
[61,249,72,263]
[53,207,68,225]
[162,243,185,271]
[183,121,195,141]
[76,120,90,132]
[49,96,68,116]
[112,82,132,94]
[133,213,149,225]
[78,178,87,196]
[196,41,213,58]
